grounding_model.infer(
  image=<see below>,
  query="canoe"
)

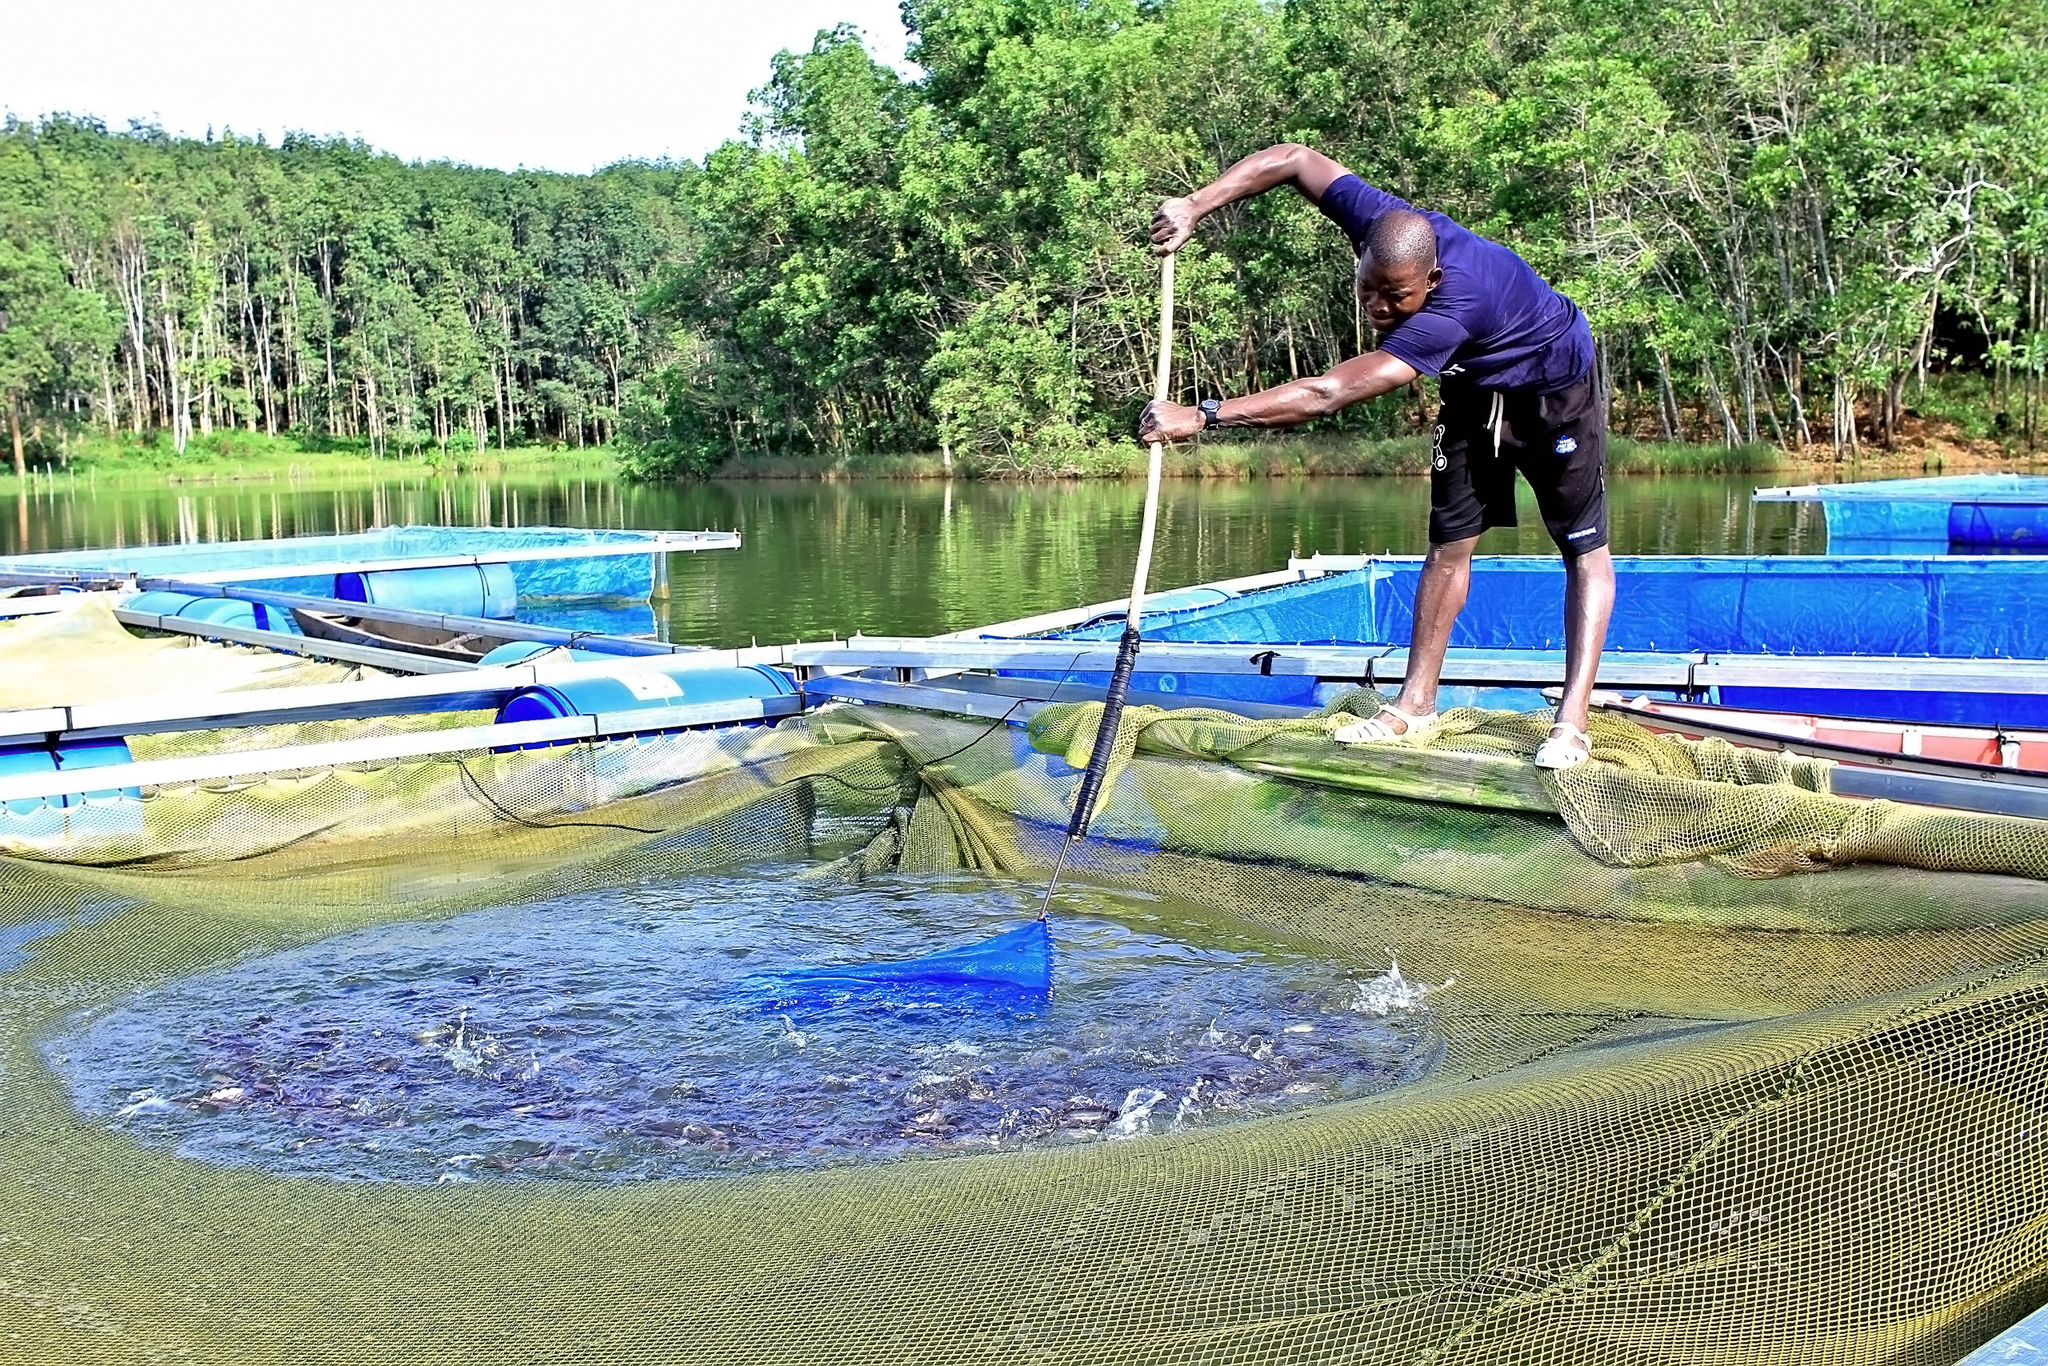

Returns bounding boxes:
[1602,695,2048,775]
[290,608,526,664]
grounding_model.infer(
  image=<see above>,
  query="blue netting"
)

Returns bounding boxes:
[761,921,1054,1006]
[0,527,661,601]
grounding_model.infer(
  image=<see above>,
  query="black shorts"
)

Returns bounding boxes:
[1429,366,1609,556]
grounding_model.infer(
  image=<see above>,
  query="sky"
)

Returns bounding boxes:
[4,0,914,173]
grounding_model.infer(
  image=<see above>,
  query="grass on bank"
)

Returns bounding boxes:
[2,430,612,488]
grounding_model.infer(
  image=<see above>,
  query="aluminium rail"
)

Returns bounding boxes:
[785,637,2048,698]
[0,651,810,747]
[0,694,802,806]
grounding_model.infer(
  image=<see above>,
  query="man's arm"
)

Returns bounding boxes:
[1152,143,1354,255]
[1136,351,1419,443]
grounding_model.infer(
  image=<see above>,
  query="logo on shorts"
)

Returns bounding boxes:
[1432,424,1448,472]
[1554,435,1578,456]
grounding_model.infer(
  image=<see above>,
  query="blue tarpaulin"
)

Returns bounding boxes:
[1034,555,2048,724]
[1757,475,2048,551]
[1059,556,2048,658]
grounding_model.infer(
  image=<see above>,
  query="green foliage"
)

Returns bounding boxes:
[0,116,686,465]
[621,0,2044,474]
[5,0,2045,479]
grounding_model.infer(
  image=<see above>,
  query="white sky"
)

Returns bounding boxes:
[4,0,915,173]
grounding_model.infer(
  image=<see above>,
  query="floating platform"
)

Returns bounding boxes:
[0,525,740,636]
[1012,554,2048,726]
[1755,474,2048,552]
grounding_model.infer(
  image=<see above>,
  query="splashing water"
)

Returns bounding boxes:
[43,871,1445,1184]
[1349,952,1456,1017]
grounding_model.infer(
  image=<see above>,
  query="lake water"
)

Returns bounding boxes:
[0,469,1823,645]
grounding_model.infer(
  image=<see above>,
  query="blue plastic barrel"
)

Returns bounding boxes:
[0,745,57,817]
[337,564,518,620]
[123,590,299,635]
[125,590,202,618]
[0,737,138,815]
[494,662,795,738]
[177,598,265,631]
[54,736,141,803]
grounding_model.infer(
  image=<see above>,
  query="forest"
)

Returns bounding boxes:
[0,0,2040,479]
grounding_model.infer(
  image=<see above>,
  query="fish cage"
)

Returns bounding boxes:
[1,599,2046,1365]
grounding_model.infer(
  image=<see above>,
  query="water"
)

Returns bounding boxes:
[0,469,1825,645]
[43,871,1441,1183]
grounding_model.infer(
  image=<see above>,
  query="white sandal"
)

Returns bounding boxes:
[1334,702,1439,745]
[1534,721,1592,770]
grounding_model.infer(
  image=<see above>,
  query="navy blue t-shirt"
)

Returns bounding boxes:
[1318,175,1592,394]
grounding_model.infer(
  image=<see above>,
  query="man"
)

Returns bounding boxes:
[1138,143,1614,770]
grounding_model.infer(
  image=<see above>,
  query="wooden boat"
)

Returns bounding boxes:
[1598,694,2048,775]
[290,608,528,665]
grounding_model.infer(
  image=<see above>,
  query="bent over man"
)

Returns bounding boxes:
[1139,143,1614,769]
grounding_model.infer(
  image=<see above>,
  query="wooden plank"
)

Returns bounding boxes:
[0,695,801,803]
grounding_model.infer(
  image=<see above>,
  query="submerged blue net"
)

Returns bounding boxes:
[766,920,1054,1005]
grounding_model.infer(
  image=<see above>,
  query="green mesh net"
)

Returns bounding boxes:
[0,681,2044,1364]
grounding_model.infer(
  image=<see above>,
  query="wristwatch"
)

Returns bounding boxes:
[1200,398,1224,429]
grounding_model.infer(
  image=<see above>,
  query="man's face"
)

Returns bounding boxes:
[1356,253,1441,333]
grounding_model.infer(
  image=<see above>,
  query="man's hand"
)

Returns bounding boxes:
[1151,197,1200,256]
[1137,400,1205,443]
[1148,149,1354,258]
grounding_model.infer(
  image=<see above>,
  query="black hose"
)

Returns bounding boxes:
[1063,624,1143,840]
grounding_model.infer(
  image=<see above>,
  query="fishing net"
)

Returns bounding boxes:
[0,684,2045,1365]
[0,597,370,707]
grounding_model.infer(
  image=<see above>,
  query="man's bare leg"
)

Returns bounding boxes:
[1552,545,1616,745]
[1387,536,1478,729]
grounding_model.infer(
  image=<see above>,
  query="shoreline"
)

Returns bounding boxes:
[3,436,2037,491]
